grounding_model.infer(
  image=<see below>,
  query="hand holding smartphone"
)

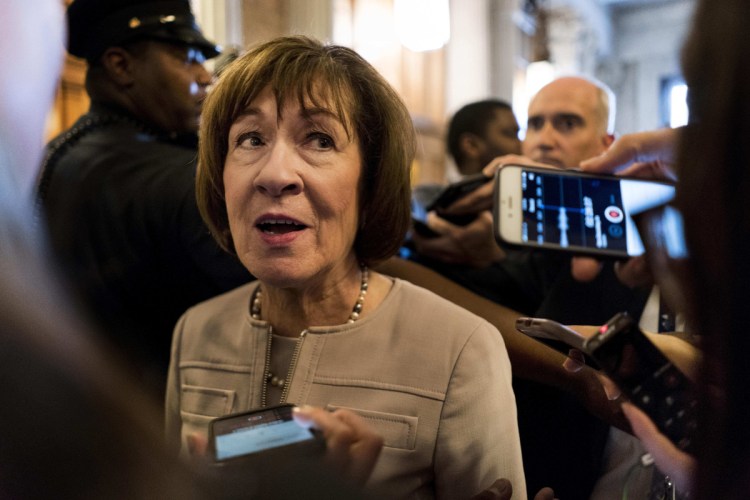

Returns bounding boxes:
[209,404,324,463]
[410,174,491,239]
[494,164,676,258]
[517,313,698,452]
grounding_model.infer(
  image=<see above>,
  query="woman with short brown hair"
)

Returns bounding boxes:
[167,36,525,499]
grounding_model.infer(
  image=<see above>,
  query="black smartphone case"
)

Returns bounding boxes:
[585,312,698,452]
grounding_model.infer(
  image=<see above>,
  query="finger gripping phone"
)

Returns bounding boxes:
[494,164,676,258]
[585,313,698,452]
[516,313,698,452]
[209,404,324,463]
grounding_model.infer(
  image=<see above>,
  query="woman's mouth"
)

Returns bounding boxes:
[256,218,306,235]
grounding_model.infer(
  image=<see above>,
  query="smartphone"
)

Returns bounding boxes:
[517,313,698,452]
[428,173,491,226]
[209,404,324,463]
[586,313,698,452]
[515,316,587,351]
[493,164,676,258]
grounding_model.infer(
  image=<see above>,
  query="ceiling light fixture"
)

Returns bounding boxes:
[394,0,450,52]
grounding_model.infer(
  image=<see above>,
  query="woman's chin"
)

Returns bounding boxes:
[246,261,311,289]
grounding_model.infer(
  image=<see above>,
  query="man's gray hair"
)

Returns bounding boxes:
[594,77,617,135]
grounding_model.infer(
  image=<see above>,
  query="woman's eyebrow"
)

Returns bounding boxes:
[234,107,263,120]
[300,108,352,137]
[300,107,343,122]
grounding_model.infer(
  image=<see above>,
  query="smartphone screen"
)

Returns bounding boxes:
[494,165,676,258]
[211,405,319,461]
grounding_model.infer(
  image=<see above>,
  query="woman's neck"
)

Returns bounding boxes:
[259,264,369,337]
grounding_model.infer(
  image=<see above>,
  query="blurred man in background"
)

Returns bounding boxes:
[38,0,252,403]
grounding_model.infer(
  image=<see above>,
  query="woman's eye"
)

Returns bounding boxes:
[308,133,335,150]
[236,132,264,148]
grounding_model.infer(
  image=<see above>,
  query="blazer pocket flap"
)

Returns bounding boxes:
[181,384,236,419]
[326,405,418,451]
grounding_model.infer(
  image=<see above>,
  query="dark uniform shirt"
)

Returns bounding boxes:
[38,102,253,401]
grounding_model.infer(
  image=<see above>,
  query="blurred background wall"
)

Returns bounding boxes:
[50,0,696,185]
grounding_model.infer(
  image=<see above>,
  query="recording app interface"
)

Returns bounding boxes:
[214,413,314,460]
[520,169,675,255]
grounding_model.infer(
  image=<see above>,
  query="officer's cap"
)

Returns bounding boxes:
[67,0,220,62]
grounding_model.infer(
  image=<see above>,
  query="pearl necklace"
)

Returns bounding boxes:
[251,265,369,404]
[250,265,369,323]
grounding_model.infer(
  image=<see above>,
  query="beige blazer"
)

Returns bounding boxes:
[166,278,526,499]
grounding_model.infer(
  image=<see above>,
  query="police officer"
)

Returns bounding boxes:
[38,0,252,403]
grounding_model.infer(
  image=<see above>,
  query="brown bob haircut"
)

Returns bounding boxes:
[196,36,416,266]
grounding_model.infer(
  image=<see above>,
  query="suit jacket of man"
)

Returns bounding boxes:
[39,102,252,399]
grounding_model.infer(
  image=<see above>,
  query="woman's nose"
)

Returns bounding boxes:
[252,143,303,197]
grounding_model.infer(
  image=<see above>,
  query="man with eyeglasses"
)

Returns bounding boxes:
[412,76,654,499]
[38,0,252,404]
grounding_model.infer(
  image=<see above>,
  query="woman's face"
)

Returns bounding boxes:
[223,85,363,289]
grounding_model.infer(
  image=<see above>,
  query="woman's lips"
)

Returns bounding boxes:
[254,215,308,243]
[257,218,306,234]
